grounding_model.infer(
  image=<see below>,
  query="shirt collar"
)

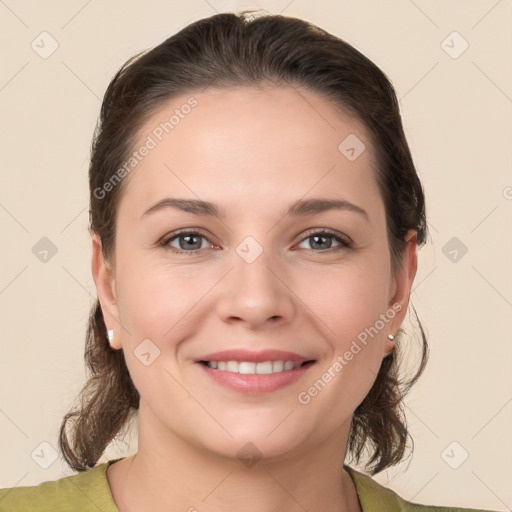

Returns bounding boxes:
[345,465,406,511]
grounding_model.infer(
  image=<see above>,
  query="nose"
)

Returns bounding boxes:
[216,247,296,329]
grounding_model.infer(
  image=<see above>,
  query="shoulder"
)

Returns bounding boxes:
[0,459,121,512]
[346,466,498,512]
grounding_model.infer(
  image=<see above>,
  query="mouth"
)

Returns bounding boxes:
[195,349,317,394]
[199,359,316,374]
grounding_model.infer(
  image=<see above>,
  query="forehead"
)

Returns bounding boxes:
[117,86,383,221]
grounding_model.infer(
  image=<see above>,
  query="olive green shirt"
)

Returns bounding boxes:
[0,458,497,511]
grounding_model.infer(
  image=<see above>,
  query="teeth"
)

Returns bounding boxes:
[205,360,303,374]
[272,360,284,372]
[256,361,273,374]
[226,361,238,372]
[239,361,256,374]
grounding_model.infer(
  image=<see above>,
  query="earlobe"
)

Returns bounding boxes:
[383,327,407,357]
[91,234,122,349]
[384,333,396,357]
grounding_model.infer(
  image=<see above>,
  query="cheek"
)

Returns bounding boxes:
[296,255,391,341]
[115,255,224,347]
[113,262,211,412]
[294,256,391,404]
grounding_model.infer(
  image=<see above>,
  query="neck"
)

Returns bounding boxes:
[107,406,362,512]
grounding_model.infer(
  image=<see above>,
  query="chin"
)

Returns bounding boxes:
[192,424,311,466]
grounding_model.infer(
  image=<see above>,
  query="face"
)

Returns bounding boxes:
[93,86,417,463]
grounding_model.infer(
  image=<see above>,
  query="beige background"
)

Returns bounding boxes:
[0,0,511,510]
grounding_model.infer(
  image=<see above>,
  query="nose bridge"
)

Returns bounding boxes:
[218,237,294,327]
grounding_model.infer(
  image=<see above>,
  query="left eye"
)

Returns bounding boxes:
[296,231,351,251]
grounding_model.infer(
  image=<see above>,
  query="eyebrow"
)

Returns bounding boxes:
[142,197,369,222]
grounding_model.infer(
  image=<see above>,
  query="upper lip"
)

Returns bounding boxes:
[198,349,313,364]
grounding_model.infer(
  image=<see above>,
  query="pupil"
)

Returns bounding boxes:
[312,235,331,250]
[181,235,201,250]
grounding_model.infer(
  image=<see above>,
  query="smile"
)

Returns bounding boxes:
[196,349,316,393]
[201,360,310,374]
[198,359,316,394]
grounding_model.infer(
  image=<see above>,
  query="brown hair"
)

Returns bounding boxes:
[59,10,428,475]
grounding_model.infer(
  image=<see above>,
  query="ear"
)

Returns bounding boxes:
[91,234,122,350]
[383,229,418,357]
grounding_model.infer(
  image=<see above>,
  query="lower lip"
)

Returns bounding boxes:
[197,362,315,394]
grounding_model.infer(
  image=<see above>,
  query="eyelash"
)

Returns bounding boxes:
[159,229,352,255]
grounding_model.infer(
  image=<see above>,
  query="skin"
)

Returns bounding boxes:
[92,85,417,512]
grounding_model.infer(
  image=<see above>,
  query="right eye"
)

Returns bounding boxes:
[160,230,216,254]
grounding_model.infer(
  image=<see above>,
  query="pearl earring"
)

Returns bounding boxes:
[386,333,396,356]
[107,329,114,344]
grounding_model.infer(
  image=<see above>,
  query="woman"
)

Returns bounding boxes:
[0,11,497,512]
